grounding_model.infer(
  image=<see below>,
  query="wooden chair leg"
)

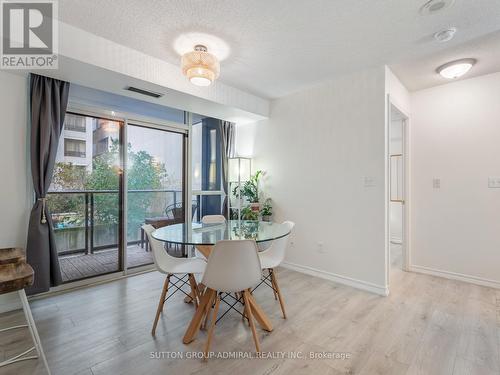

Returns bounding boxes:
[204,293,221,361]
[242,290,261,353]
[270,269,287,319]
[188,274,200,308]
[152,274,170,336]
[202,289,218,330]
[269,269,278,300]
[183,289,215,344]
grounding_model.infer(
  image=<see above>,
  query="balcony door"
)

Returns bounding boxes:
[48,112,124,282]
[125,123,186,269]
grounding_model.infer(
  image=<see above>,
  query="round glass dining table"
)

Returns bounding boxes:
[152,220,290,343]
[151,220,291,246]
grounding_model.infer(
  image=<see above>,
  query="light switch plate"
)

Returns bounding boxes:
[433,178,441,189]
[363,176,376,187]
[488,177,500,188]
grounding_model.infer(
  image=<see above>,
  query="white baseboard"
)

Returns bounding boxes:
[281,261,389,296]
[409,264,500,289]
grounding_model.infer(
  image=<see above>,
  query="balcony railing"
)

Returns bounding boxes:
[64,150,86,158]
[47,189,182,256]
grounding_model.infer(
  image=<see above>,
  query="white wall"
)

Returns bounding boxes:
[385,67,411,116]
[237,67,388,294]
[410,72,500,288]
[0,71,30,312]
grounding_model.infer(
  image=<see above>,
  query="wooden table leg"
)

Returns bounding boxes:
[246,292,273,332]
[195,245,213,258]
[183,245,211,305]
[183,288,216,344]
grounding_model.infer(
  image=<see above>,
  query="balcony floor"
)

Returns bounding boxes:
[59,244,154,282]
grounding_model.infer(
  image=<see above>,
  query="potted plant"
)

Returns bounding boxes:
[232,170,263,212]
[241,205,259,221]
[261,199,273,221]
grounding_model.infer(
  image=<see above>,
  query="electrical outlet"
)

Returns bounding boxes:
[433,178,441,189]
[488,177,500,188]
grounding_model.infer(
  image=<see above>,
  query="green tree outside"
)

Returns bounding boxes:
[49,140,170,244]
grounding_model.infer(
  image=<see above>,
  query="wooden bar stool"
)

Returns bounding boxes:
[0,248,51,374]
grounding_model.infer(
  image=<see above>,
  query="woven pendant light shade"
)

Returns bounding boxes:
[181,45,220,86]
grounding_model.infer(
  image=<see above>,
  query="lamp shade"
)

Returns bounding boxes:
[228,157,251,182]
[181,45,220,86]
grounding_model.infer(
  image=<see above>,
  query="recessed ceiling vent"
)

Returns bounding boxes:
[420,0,455,15]
[125,86,163,98]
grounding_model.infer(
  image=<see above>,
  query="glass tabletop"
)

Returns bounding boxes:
[152,220,291,246]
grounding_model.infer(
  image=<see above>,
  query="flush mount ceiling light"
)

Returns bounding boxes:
[420,0,455,15]
[434,27,457,42]
[436,58,476,79]
[181,44,220,86]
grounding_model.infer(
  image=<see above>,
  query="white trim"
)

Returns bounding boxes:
[122,119,128,274]
[36,266,154,298]
[30,266,156,300]
[409,264,500,289]
[281,261,389,296]
[185,112,192,227]
[67,102,189,134]
[386,95,411,292]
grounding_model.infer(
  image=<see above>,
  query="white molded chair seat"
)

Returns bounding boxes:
[142,224,206,336]
[258,221,295,269]
[195,215,227,261]
[256,221,295,319]
[143,225,206,274]
[201,215,226,224]
[202,240,262,293]
[258,248,282,269]
[197,240,263,358]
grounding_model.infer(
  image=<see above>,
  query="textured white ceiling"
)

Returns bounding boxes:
[390,30,500,91]
[59,0,500,98]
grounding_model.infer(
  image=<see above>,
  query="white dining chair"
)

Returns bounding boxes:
[201,215,226,224]
[195,215,227,260]
[257,221,295,319]
[142,224,207,336]
[201,240,263,359]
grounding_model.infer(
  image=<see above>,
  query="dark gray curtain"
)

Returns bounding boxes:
[219,120,235,218]
[26,74,70,295]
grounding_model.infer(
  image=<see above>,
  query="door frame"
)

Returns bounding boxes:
[386,95,411,288]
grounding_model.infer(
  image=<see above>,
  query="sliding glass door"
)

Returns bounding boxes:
[46,104,223,284]
[48,113,124,282]
[125,123,186,269]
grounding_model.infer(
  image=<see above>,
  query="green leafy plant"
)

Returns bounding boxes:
[261,198,273,217]
[241,206,259,220]
[232,170,263,203]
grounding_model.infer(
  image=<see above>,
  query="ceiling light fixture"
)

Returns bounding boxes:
[436,58,476,79]
[181,45,220,87]
[420,0,455,15]
[434,27,457,42]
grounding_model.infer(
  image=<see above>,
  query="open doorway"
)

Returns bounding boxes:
[389,104,409,277]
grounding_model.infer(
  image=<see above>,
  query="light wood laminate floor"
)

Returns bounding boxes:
[1,245,499,375]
